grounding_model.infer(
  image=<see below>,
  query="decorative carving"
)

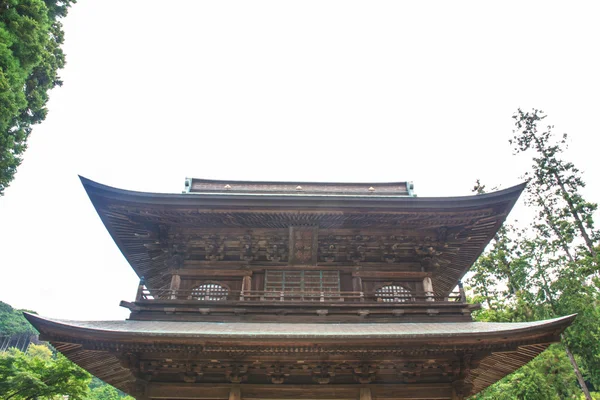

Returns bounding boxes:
[319,235,338,262]
[394,362,425,383]
[379,235,408,263]
[239,234,255,262]
[117,352,139,370]
[182,362,203,383]
[353,363,377,383]
[348,239,367,264]
[289,226,318,265]
[225,364,248,383]
[205,234,226,261]
[266,235,288,262]
[266,363,290,384]
[311,364,335,384]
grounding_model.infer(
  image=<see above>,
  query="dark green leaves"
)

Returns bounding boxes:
[0,0,75,195]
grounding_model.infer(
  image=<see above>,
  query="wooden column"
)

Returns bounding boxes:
[352,276,364,302]
[170,274,181,300]
[451,388,464,400]
[229,386,241,400]
[359,387,372,400]
[352,276,363,291]
[241,275,252,300]
[458,280,466,302]
[423,276,434,301]
[135,277,146,301]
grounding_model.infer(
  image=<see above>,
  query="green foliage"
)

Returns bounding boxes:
[0,0,76,195]
[511,108,599,266]
[472,345,581,400]
[468,109,600,398]
[0,301,37,336]
[86,378,135,400]
[0,301,130,399]
[87,385,122,400]
[0,343,91,399]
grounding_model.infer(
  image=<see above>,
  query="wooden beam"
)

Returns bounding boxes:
[173,269,253,277]
[352,271,431,279]
[146,383,453,399]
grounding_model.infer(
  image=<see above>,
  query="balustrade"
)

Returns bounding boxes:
[138,288,464,303]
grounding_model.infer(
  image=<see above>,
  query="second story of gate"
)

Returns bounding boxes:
[80,176,525,323]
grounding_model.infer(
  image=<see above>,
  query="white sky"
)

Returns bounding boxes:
[1,1,599,320]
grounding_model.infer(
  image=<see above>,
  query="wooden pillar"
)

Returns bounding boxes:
[241,275,252,300]
[135,277,146,301]
[352,276,363,291]
[359,387,372,400]
[229,386,241,400]
[451,388,464,400]
[352,276,364,302]
[423,276,434,301]
[458,280,466,302]
[170,274,181,299]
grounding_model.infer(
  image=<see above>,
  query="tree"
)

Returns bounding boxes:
[1,301,133,399]
[87,377,135,400]
[469,110,600,399]
[511,109,599,266]
[0,343,91,399]
[471,345,583,400]
[0,301,38,352]
[512,109,600,399]
[0,0,76,196]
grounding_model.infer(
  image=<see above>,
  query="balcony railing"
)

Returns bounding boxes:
[137,288,465,303]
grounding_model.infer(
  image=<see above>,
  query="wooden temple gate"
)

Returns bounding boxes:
[26,177,574,399]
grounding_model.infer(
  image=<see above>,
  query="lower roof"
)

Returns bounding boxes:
[24,313,576,398]
[25,313,574,341]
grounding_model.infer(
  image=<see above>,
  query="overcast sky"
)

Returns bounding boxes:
[1,1,599,320]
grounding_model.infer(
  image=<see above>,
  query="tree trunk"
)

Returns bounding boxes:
[554,177,598,259]
[536,192,576,263]
[533,135,597,259]
[563,337,592,400]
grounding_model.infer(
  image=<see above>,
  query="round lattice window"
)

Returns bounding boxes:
[191,283,229,301]
[375,285,411,303]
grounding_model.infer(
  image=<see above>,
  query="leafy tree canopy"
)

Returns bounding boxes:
[468,109,600,399]
[0,344,91,399]
[87,379,135,400]
[0,0,76,195]
[0,301,37,336]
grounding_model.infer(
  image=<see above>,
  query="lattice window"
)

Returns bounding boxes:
[376,285,412,303]
[191,283,229,301]
[265,270,340,294]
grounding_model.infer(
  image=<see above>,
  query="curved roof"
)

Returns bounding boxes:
[25,312,573,341]
[80,176,525,294]
[81,176,525,207]
[25,313,575,396]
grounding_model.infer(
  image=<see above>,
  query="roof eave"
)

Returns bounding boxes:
[80,176,526,210]
[24,312,575,343]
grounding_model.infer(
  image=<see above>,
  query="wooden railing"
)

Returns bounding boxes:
[138,288,464,303]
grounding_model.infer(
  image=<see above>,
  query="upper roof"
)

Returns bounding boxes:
[81,176,524,208]
[80,176,525,293]
[184,178,415,197]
